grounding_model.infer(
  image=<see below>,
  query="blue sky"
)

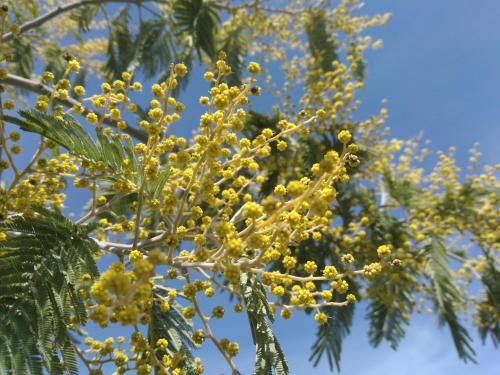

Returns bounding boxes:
[6,0,499,374]
[358,0,500,167]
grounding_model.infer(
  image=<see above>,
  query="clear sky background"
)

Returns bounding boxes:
[11,0,499,374]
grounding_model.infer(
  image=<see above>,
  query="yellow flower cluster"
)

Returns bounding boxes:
[25,55,380,373]
[0,39,404,371]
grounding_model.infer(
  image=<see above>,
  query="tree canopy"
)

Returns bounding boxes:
[0,1,498,374]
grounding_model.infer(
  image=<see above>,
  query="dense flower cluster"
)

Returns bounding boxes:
[0,48,396,372]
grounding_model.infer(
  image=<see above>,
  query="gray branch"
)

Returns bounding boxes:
[2,73,147,141]
[2,0,166,42]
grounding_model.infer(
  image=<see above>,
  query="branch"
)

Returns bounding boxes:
[185,272,241,375]
[76,192,129,225]
[2,73,147,141]
[1,0,167,42]
[213,0,301,16]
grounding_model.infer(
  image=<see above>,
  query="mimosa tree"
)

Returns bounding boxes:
[0,1,498,374]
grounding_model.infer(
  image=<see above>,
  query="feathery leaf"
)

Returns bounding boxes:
[150,298,198,374]
[174,0,220,60]
[477,251,500,347]
[310,303,355,372]
[0,208,99,374]
[240,273,289,375]
[424,236,476,362]
[17,110,140,179]
[218,25,250,87]
[305,9,338,73]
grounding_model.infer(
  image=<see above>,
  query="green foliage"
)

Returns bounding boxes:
[105,6,135,78]
[0,333,43,375]
[240,273,289,375]
[310,303,355,372]
[0,208,99,374]
[305,9,338,73]
[8,0,40,22]
[11,37,33,78]
[41,43,69,82]
[70,4,100,33]
[18,110,171,208]
[243,110,281,139]
[129,18,175,80]
[219,25,250,87]
[367,274,413,350]
[383,171,422,208]
[105,6,176,80]
[95,1,224,87]
[18,110,139,178]
[174,0,220,60]
[369,211,405,251]
[477,251,500,347]
[348,42,366,82]
[424,236,476,362]
[334,182,374,228]
[150,299,198,373]
[243,111,287,196]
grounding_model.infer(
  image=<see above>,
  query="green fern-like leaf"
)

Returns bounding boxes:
[424,236,476,362]
[218,25,250,87]
[70,4,100,33]
[174,0,220,60]
[347,42,366,82]
[149,298,198,374]
[305,9,338,73]
[135,19,176,79]
[477,251,500,347]
[0,208,99,375]
[103,6,184,86]
[383,170,422,208]
[17,110,140,179]
[309,303,354,372]
[105,6,134,78]
[367,290,411,350]
[240,273,289,375]
[11,37,34,79]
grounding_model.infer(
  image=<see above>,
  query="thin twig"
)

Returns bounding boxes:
[185,271,241,375]
[76,192,128,225]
